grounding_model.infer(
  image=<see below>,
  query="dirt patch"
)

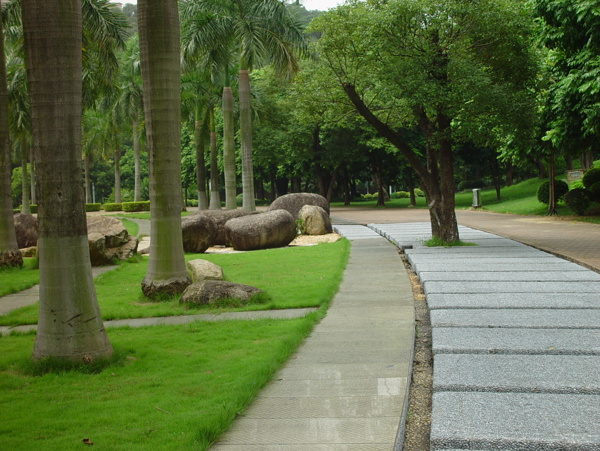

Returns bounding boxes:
[401,251,432,450]
[205,233,341,253]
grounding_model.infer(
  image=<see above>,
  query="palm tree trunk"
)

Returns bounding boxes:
[132,113,141,201]
[0,17,22,268]
[222,86,237,209]
[20,142,31,214]
[29,146,36,205]
[22,0,112,361]
[138,0,190,297]
[114,149,121,203]
[209,107,221,210]
[84,154,92,203]
[194,107,208,210]
[238,69,255,211]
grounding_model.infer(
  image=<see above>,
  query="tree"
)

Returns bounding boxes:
[138,0,190,297]
[312,0,538,242]
[180,0,308,210]
[21,0,112,361]
[0,12,22,268]
[535,0,600,170]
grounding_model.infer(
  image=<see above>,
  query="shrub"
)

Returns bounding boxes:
[186,199,198,207]
[536,180,569,204]
[122,201,150,212]
[29,204,37,214]
[414,188,425,197]
[391,191,409,199]
[564,188,593,215]
[362,193,373,199]
[85,203,102,212]
[457,180,486,191]
[236,193,244,207]
[582,167,600,190]
[102,203,122,212]
[589,181,600,202]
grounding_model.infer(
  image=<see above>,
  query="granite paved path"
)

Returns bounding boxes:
[369,222,600,450]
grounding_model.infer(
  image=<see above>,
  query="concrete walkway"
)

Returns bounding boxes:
[369,222,600,450]
[212,233,415,450]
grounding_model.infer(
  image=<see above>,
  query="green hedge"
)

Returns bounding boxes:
[85,203,102,212]
[102,203,123,212]
[122,201,150,212]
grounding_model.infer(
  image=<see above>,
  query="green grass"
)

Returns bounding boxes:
[0,258,39,298]
[119,217,139,237]
[423,237,477,247]
[0,318,316,450]
[0,240,350,326]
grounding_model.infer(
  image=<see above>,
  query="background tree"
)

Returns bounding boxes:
[0,12,22,267]
[21,0,112,361]
[138,0,190,297]
[312,0,538,242]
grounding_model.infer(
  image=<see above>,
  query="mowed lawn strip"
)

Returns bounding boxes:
[0,239,349,326]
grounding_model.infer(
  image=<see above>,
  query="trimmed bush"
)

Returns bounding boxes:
[391,191,410,199]
[414,188,425,197]
[102,203,123,212]
[85,203,102,212]
[186,199,198,207]
[564,188,593,215]
[582,167,600,190]
[589,181,600,202]
[536,180,569,204]
[122,201,150,212]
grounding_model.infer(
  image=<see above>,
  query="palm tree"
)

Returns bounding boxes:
[138,0,190,297]
[21,0,112,362]
[180,0,308,210]
[0,13,22,268]
[115,35,144,201]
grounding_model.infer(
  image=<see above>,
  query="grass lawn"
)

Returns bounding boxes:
[0,239,349,450]
[0,240,349,326]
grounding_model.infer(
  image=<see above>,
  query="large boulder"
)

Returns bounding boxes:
[224,209,296,251]
[267,192,330,219]
[182,215,217,253]
[186,259,223,283]
[87,216,138,266]
[191,209,260,245]
[180,280,262,305]
[14,213,38,248]
[299,205,333,235]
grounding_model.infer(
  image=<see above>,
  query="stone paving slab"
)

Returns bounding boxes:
[418,270,600,282]
[333,225,382,239]
[432,327,600,355]
[430,392,600,450]
[430,308,600,329]
[433,354,600,394]
[423,280,600,294]
[413,261,588,274]
[427,292,600,310]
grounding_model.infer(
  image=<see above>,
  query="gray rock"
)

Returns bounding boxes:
[181,214,217,253]
[191,209,259,245]
[14,213,38,248]
[224,209,297,251]
[267,192,330,219]
[299,205,332,235]
[180,280,262,305]
[186,259,223,283]
[87,216,138,266]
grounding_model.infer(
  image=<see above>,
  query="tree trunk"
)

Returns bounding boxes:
[0,16,22,267]
[208,107,221,210]
[84,154,91,203]
[113,149,121,204]
[406,168,416,207]
[343,166,351,206]
[138,0,190,297]
[194,110,208,210]
[222,86,236,209]
[132,113,141,201]
[20,142,31,214]
[29,146,36,205]
[547,151,557,216]
[238,69,255,211]
[22,0,111,360]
